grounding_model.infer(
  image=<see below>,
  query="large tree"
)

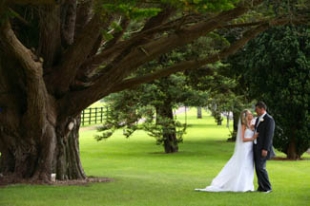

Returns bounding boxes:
[0,0,308,184]
[239,25,310,159]
[98,75,189,154]
[97,36,218,154]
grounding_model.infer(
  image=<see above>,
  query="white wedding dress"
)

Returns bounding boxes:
[195,120,255,192]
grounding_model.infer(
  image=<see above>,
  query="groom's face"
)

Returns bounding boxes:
[255,107,264,116]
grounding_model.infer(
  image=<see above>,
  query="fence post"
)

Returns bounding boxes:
[81,106,107,126]
[100,107,103,123]
[82,110,85,126]
[88,108,92,125]
[95,107,98,124]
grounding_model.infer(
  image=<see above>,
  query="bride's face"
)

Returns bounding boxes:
[247,113,253,121]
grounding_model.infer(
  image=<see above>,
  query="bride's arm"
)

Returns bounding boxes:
[242,125,259,142]
[241,125,248,142]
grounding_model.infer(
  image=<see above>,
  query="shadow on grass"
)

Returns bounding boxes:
[272,157,310,161]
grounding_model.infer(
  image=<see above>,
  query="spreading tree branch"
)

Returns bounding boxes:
[92,0,260,83]
[111,16,308,93]
[110,23,272,93]
[61,0,265,115]
[45,14,102,96]
[77,0,256,86]
[75,0,93,37]
[75,6,177,83]
[61,0,77,47]
[0,20,48,136]
[38,5,62,69]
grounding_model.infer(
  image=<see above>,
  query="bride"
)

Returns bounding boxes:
[195,109,258,192]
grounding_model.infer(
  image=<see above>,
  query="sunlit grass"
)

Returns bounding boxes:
[0,108,309,206]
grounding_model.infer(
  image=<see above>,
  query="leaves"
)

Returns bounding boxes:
[180,0,239,13]
[95,1,161,19]
[238,25,310,157]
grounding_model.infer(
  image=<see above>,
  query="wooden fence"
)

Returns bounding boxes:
[81,107,106,126]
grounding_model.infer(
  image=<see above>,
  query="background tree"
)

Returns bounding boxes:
[232,25,310,159]
[98,38,212,153]
[97,33,240,153]
[0,0,309,184]
[98,74,190,154]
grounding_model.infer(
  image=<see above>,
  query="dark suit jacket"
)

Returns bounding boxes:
[255,113,276,159]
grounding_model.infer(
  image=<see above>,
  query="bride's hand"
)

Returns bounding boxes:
[252,132,259,140]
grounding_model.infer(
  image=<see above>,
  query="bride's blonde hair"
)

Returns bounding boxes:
[240,109,251,126]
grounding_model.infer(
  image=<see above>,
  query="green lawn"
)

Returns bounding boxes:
[1,108,309,206]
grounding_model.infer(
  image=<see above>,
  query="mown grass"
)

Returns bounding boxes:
[0,108,309,206]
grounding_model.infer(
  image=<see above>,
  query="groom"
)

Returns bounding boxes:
[254,101,275,193]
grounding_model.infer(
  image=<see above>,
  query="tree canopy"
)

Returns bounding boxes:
[241,25,310,159]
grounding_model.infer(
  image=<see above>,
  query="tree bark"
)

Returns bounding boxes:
[55,115,86,180]
[0,102,85,184]
[286,137,300,160]
[197,107,202,119]
[156,103,179,153]
[0,20,85,183]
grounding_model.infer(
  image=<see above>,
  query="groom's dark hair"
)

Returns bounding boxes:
[255,101,267,110]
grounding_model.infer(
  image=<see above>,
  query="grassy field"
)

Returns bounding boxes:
[0,108,309,206]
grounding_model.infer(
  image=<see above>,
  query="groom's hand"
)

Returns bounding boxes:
[261,150,268,157]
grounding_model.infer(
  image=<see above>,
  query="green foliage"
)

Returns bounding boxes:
[95,91,145,140]
[97,75,189,150]
[143,115,186,145]
[96,33,229,145]
[98,3,161,19]
[241,25,310,158]
[264,0,310,16]
[94,0,241,20]
[176,0,240,13]
[95,1,158,15]
[211,109,223,125]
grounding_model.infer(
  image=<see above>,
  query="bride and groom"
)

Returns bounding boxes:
[195,101,275,193]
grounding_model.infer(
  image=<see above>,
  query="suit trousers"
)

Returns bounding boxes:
[253,144,272,191]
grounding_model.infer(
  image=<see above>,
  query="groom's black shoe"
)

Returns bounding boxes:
[257,189,272,193]
[256,188,272,193]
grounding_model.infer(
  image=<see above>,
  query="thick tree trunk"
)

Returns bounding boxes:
[286,137,300,160]
[163,132,178,153]
[0,55,85,183]
[230,111,239,141]
[0,114,85,184]
[156,103,178,153]
[55,115,86,180]
[197,107,202,119]
[0,105,86,184]
[0,5,88,184]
